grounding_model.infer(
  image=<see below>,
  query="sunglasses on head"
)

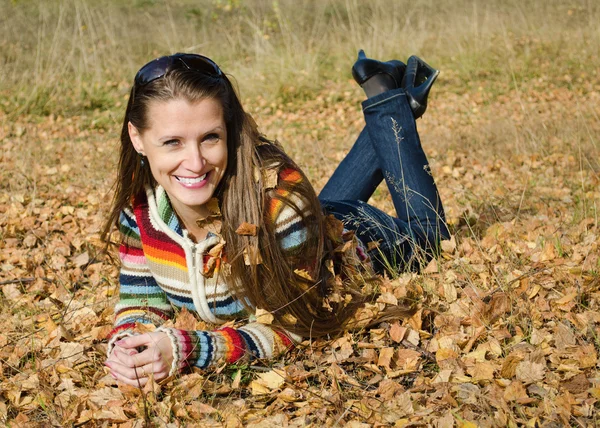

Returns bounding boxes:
[134,53,223,87]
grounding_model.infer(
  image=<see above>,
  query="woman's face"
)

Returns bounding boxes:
[129,97,228,221]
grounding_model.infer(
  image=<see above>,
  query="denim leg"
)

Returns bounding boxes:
[319,88,449,272]
[319,128,383,202]
[361,88,449,247]
[319,199,415,274]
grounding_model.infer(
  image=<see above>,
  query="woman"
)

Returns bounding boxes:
[102,51,448,386]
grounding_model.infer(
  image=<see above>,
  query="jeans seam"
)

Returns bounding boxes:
[363,93,406,112]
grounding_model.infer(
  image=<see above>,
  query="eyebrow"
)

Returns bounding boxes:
[157,126,226,142]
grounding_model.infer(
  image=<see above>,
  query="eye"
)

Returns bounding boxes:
[163,139,180,146]
[203,133,221,143]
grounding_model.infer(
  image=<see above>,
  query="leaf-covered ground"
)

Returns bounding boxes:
[1,74,599,426]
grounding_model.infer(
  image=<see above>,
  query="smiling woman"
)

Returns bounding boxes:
[101,52,448,386]
[128,98,228,240]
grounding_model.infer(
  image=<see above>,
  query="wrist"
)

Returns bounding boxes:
[156,327,181,377]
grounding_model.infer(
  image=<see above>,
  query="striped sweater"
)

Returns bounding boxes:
[108,167,310,372]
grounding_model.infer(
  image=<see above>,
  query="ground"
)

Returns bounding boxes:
[1,0,599,426]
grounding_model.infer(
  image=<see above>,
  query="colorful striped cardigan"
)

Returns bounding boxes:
[107,167,311,373]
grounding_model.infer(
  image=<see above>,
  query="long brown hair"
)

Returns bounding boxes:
[102,61,379,337]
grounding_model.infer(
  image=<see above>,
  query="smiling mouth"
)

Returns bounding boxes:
[175,173,208,184]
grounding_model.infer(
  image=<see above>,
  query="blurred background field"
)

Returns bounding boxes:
[1,0,600,426]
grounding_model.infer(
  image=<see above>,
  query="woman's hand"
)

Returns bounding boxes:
[105,332,174,386]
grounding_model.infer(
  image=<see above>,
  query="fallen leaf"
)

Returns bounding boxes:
[255,308,274,325]
[377,347,395,370]
[293,268,313,281]
[389,322,406,343]
[251,369,285,394]
[235,222,258,236]
[515,361,546,384]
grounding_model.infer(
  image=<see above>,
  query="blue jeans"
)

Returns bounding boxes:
[319,88,449,274]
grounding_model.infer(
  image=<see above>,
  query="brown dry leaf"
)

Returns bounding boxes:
[503,381,529,402]
[235,222,258,236]
[134,322,156,334]
[367,240,380,251]
[442,281,458,303]
[469,362,496,381]
[515,361,546,384]
[58,342,86,367]
[554,323,577,350]
[88,387,124,408]
[484,292,509,324]
[501,354,523,379]
[396,349,421,371]
[204,197,221,216]
[207,240,226,258]
[187,401,218,416]
[389,322,406,343]
[2,283,22,300]
[376,292,398,305]
[377,347,395,370]
[573,344,597,368]
[324,214,344,244]
[423,258,439,274]
[326,335,354,362]
[174,307,199,330]
[562,373,590,394]
[71,251,89,267]
[440,235,457,253]
[432,369,453,384]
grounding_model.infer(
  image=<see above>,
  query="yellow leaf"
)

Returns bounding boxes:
[281,313,297,325]
[262,167,279,189]
[377,347,395,370]
[255,308,274,325]
[251,369,286,394]
[243,246,262,265]
[294,268,313,281]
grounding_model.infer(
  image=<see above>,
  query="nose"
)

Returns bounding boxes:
[183,144,205,172]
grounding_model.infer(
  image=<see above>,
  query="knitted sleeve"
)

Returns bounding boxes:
[266,167,312,254]
[106,207,173,354]
[157,323,297,372]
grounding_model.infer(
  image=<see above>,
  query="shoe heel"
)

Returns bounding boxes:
[402,56,439,119]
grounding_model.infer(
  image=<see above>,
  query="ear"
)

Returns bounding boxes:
[128,122,145,155]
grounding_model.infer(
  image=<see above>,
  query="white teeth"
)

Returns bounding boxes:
[176,173,207,184]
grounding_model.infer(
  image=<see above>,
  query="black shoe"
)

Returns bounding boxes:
[352,49,406,88]
[401,55,439,119]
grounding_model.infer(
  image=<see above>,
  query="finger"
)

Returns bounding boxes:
[106,358,149,380]
[114,334,152,349]
[108,359,168,382]
[111,368,148,387]
[110,344,138,359]
[112,347,154,368]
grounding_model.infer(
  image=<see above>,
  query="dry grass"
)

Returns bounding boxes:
[1,0,600,426]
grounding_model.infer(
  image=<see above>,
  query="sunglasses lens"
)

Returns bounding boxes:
[135,56,173,86]
[134,54,222,87]
[178,54,222,77]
